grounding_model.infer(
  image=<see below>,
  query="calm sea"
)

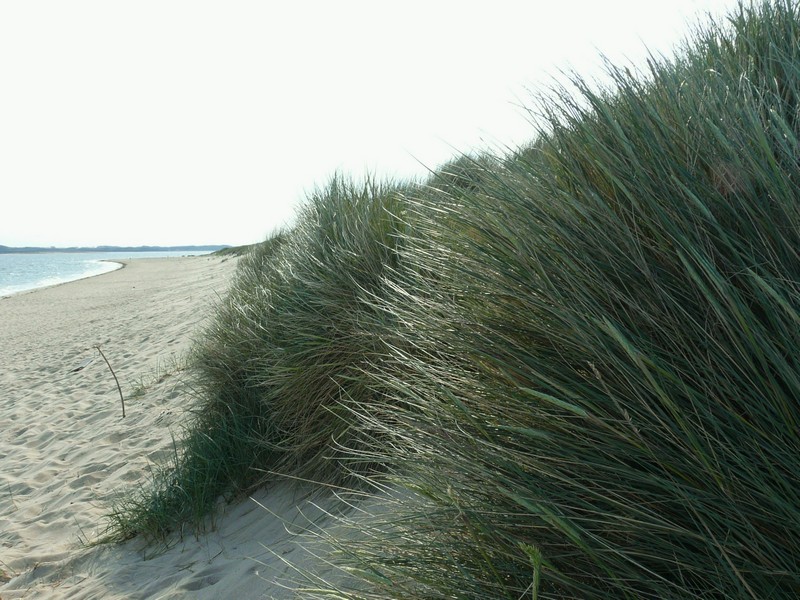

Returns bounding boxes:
[0,251,213,297]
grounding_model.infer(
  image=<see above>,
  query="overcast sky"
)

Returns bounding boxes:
[1,0,741,248]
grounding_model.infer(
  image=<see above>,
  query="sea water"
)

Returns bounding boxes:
[0,251,212,297]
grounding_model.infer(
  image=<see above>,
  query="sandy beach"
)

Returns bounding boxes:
[0,256,346,599]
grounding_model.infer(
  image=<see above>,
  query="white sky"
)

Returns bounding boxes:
[1,0,740,248]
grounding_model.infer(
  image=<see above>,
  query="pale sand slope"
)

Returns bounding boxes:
[0,256,351,599]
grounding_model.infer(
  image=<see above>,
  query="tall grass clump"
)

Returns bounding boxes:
[104,175,411,543]
[308,1,800,598]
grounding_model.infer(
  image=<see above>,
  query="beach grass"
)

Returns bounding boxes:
[103,175,411,544]
[212,243,261,257]
[105,1,799,597]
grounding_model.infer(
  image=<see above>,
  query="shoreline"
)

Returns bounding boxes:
[0,260,126,300]
[0,251,217,299]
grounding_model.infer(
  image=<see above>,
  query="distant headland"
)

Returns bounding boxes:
[0,244,230,254]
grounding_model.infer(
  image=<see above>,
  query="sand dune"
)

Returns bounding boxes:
[0,256,347,599]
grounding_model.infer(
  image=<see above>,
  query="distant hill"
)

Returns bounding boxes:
[0,244,230,254]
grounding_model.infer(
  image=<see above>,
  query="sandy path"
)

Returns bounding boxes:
[0,256,347,599]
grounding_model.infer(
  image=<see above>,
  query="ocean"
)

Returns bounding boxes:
[0,250,213,297]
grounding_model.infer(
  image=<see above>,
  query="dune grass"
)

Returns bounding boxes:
[296,2,800,598]
[102,175,411,545]
[106,1,799,597]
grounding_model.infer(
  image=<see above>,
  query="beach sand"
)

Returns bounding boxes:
[0,256,347,599]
